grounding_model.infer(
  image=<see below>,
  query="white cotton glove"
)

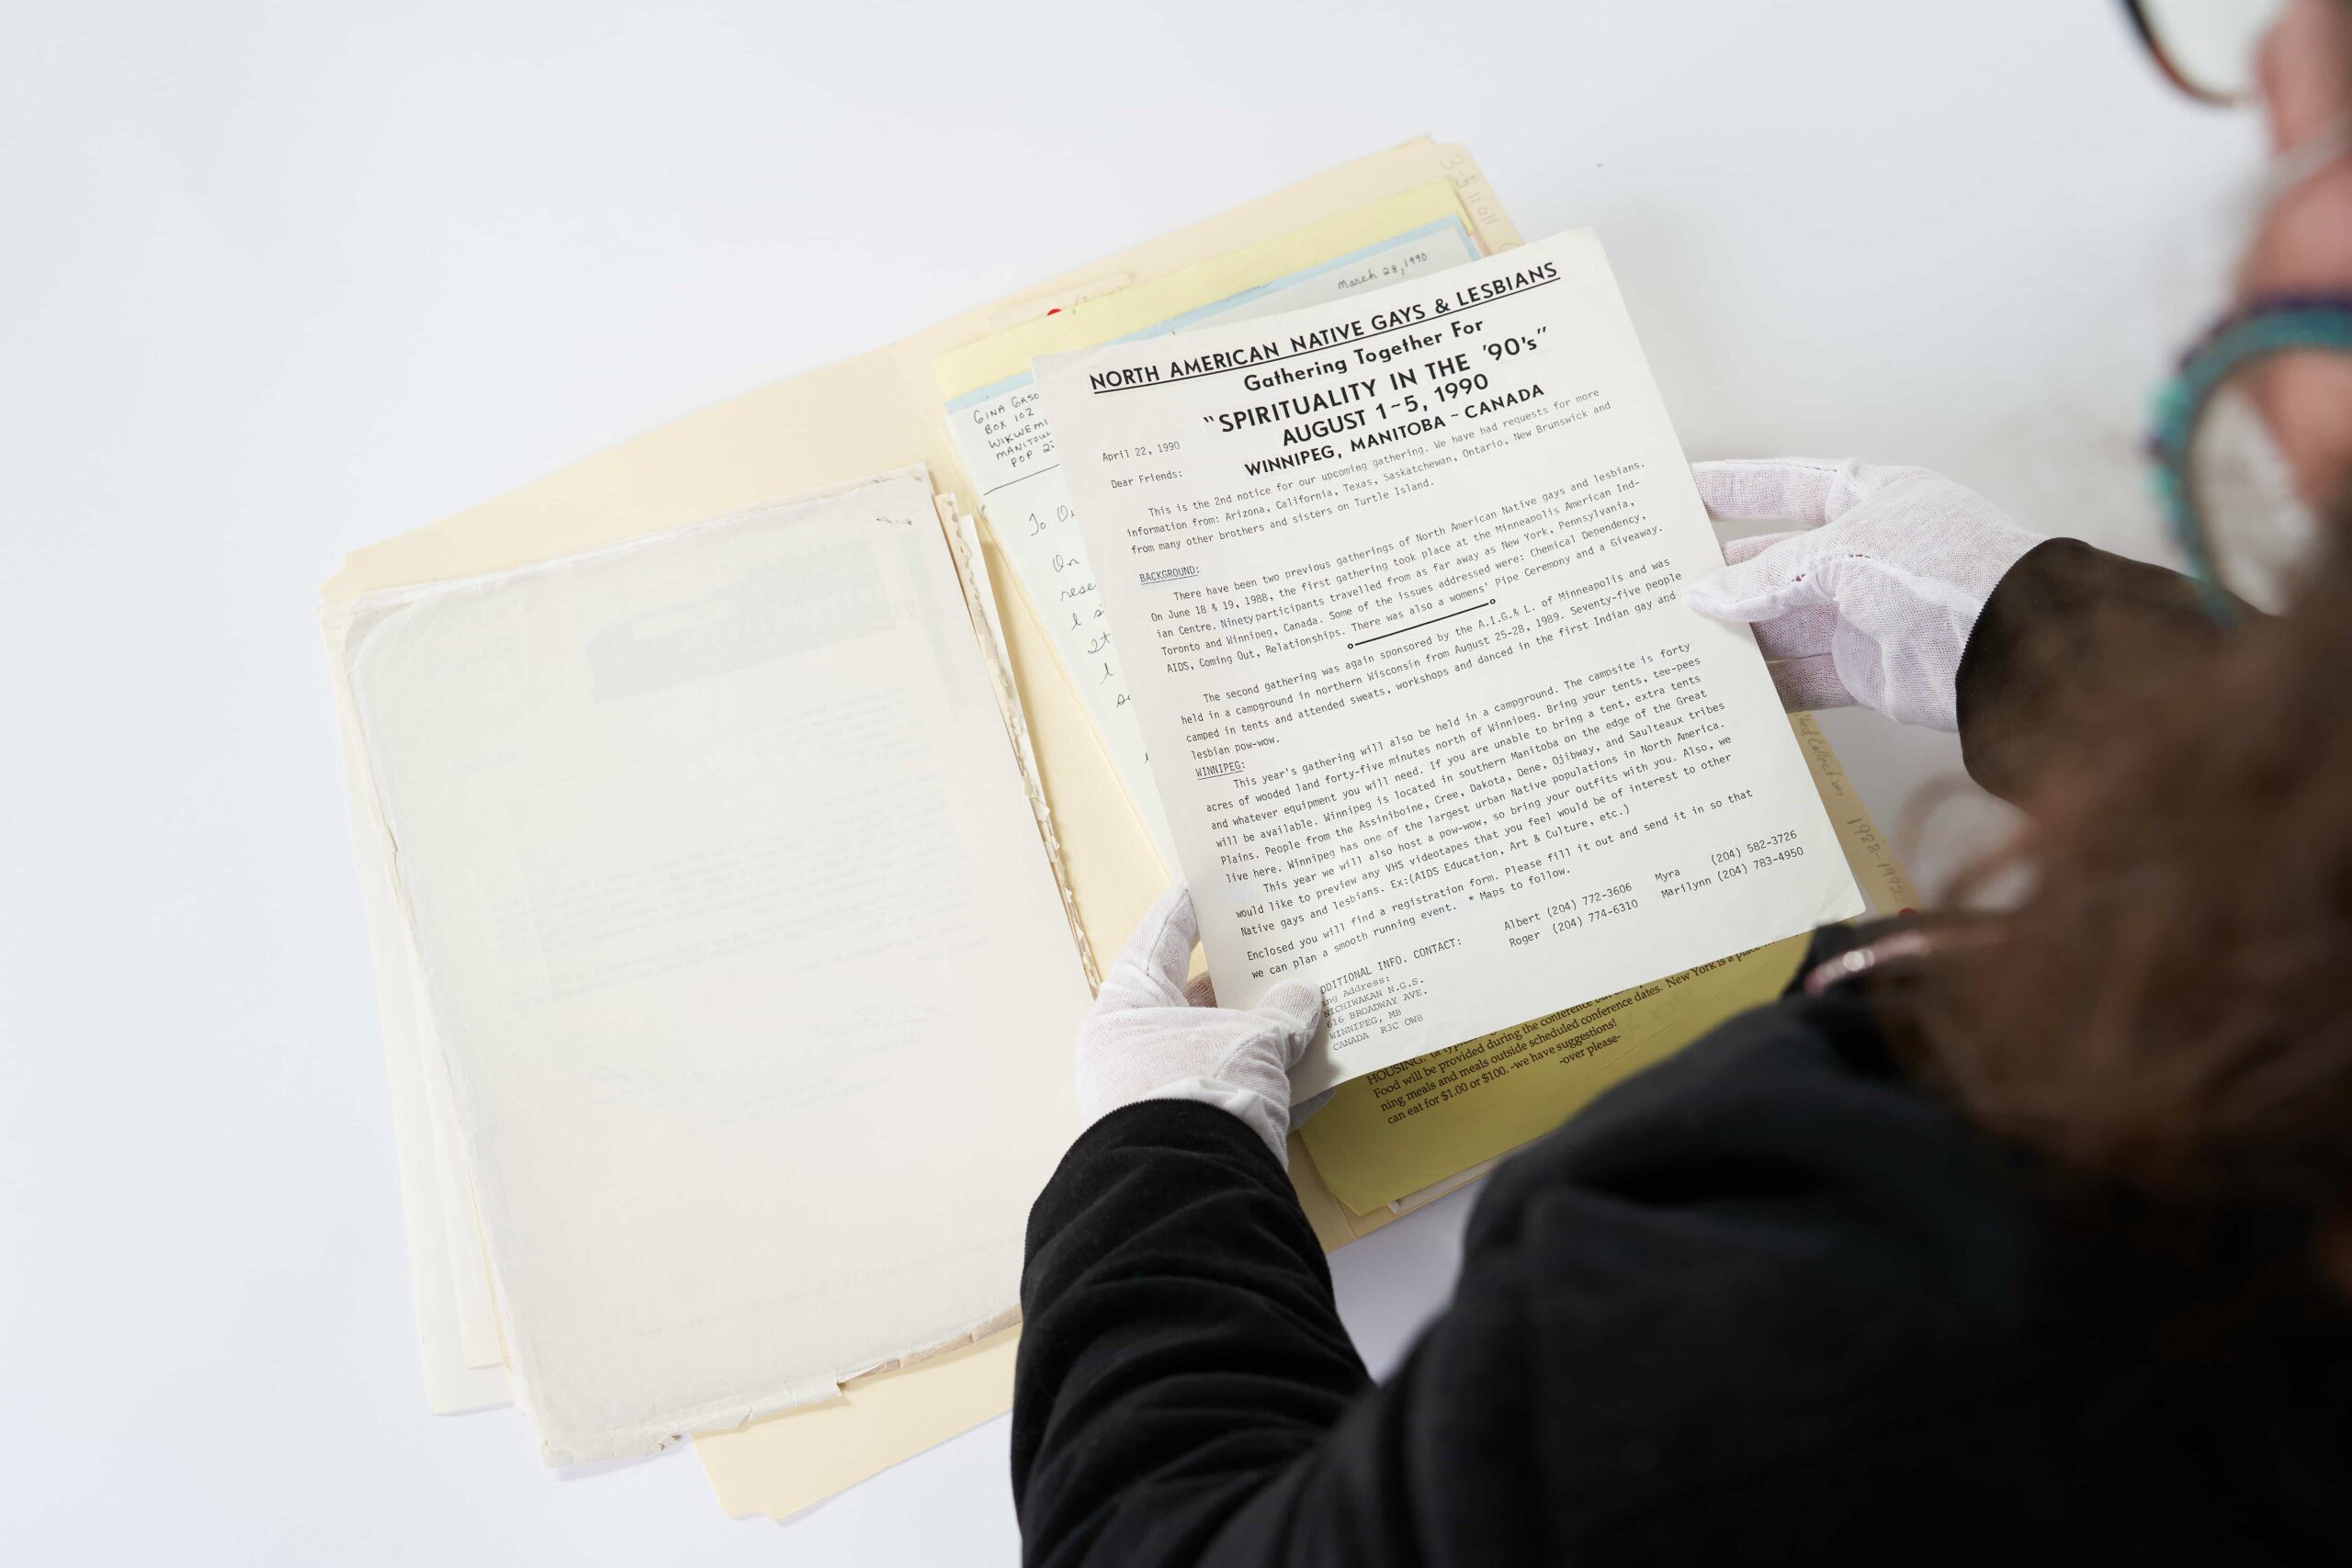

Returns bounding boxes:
[1076,885,1325,1167]
[1683,459,2045,731]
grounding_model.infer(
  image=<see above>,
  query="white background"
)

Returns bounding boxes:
[2,2,2252,1562]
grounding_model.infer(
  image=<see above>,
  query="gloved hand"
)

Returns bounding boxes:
[1076,885,1324,1167]
[1683,459,2044,731]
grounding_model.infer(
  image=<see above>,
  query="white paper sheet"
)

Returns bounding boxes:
[327,660,516,1408]
[331,471,1091,1461]
[419,1036,504,1371]
[943,220,1483,871]
[1035,232,1864,1094]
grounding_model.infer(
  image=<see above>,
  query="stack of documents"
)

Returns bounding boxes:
[326,472,1091,1460]
[320,140,1917,1517]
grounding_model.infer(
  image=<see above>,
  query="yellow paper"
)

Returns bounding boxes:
[696,1330,1021,1520]
[1788,710,1920,914]
[1298,714,1914,1213]
[1287,1126,1406,1252]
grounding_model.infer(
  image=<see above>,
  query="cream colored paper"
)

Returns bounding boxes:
[420,1047,503,1371]
[332,472,1090,1462]
[1037,231,1865,1095]
[697,1329,1021,1520]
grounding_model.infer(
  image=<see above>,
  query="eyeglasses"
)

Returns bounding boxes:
[2121,0,2288,103]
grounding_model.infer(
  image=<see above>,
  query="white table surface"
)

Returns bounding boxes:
[2,1,2255,1561]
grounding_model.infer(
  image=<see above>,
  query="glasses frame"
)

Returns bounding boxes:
[2150,296,2352,622]
[2119,0,2260,105]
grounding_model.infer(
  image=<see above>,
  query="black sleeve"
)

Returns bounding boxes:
[1011,996,2086,1568]
[1954,537,2233,803]
[1013,925,2344,1558]
[1010,1101,1387,1568]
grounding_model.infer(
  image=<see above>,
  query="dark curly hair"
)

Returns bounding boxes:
[1917,513,2352,1292]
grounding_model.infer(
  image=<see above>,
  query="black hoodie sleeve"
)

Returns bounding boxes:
[1953,538,2233,804]
[1008,972,2107,1568]
[1010,1102,1386,1568]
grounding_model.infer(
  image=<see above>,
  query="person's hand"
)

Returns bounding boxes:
[1683,459,2044,731]
[1076,885,1324,1166]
